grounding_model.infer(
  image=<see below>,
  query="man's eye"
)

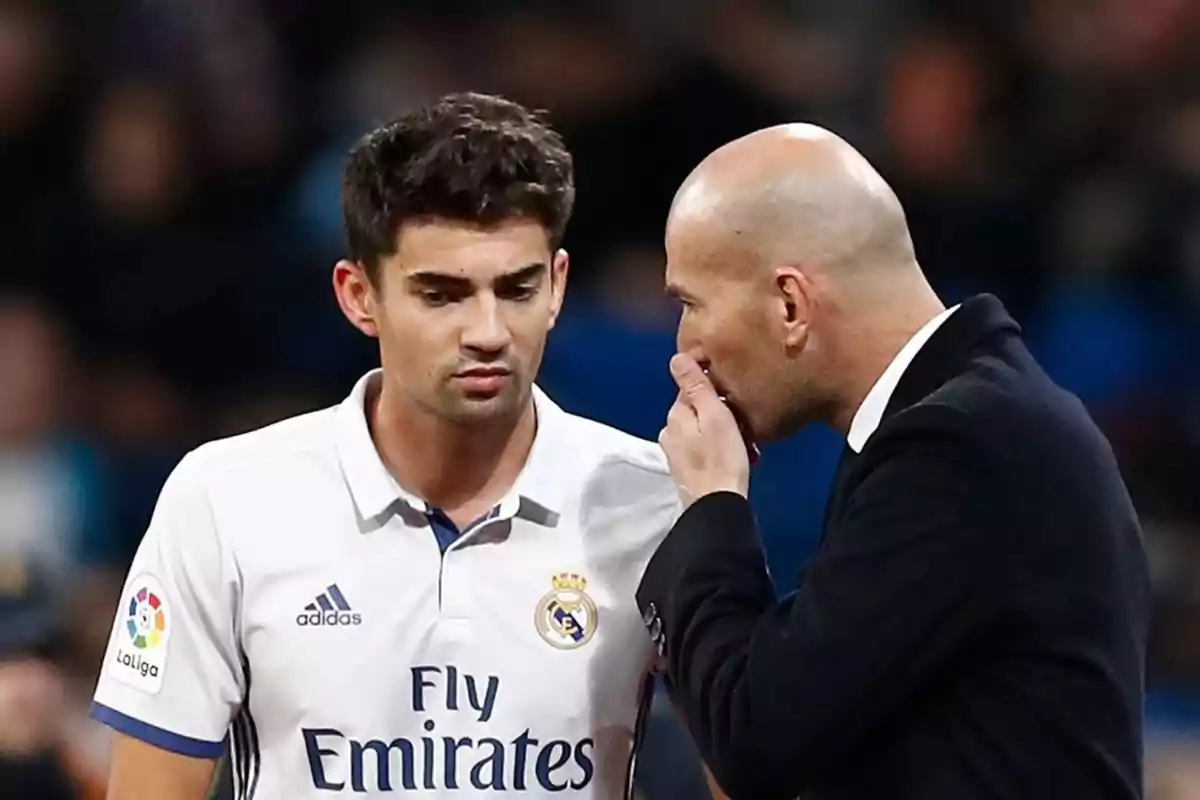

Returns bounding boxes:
[421,290,454,305]
[500,285,537,302]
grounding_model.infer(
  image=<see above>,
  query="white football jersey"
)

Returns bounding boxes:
[92,370,681,799]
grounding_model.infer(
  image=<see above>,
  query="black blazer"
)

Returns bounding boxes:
[636,294,1150,800]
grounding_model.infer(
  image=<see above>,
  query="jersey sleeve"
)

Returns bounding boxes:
[632,459,684,576]
[91,451,244,759]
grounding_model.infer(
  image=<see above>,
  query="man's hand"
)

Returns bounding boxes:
[659,354,750,508]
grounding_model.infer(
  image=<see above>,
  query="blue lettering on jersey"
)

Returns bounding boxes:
[302,665,596,792]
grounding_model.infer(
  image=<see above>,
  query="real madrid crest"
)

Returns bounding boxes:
[535,572,598,649]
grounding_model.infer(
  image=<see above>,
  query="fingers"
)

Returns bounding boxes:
[669,354,722,409]
[669,355,742,444]
[660,398,689,437]
[659,394,699,446]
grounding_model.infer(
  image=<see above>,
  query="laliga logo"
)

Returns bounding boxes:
[126,587,166,649]
[114,584,168,682]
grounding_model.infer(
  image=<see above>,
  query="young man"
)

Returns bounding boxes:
[90,93,681,799]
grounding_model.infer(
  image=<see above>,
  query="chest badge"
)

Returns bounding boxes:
[534,572,598,650]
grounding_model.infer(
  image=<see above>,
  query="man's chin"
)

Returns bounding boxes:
[440,389,528,425]
[764,409,820,444]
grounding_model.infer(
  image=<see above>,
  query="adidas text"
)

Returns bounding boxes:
[297,610,363,627]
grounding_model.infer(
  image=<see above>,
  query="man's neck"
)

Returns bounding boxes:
[828,291,946,437]
[367,380,537,516]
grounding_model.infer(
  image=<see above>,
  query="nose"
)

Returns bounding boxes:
[461,293,511,354]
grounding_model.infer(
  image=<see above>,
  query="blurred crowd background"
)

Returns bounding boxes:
[1,0,1198,797]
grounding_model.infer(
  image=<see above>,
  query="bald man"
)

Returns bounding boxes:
[635,125,1149,800]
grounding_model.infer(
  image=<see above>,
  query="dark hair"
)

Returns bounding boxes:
[341,92,575,284]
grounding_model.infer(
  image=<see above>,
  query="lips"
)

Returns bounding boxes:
[454,366,512,395]
[457,367,510,378]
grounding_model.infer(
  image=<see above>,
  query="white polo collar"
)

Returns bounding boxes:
[335,370,570,524]
[847,304,959,453]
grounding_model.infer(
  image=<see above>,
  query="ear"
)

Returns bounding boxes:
[547,248,570,330]
[773,265,814,349]
[333,259,380,338]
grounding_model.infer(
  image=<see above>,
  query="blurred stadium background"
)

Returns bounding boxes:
[0,0,1198,797]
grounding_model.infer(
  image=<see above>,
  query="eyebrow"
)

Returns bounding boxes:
[407,262,547,288]
[496,263,547,285]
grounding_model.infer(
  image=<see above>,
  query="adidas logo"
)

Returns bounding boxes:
[296,584,362,627]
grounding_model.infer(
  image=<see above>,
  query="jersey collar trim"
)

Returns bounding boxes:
[335,370,571,525]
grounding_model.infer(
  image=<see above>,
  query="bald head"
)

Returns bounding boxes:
[666,125,946,447]
[669,124,915,277]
